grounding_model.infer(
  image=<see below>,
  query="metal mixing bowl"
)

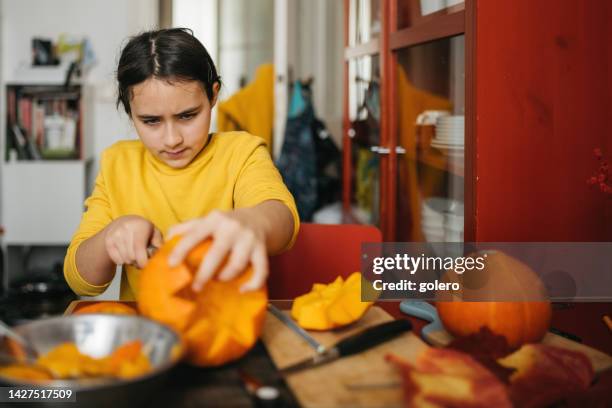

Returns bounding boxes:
[0,314,182,408]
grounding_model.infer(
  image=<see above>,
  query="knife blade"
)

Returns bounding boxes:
[268,303,327,354]
[279,319,412,376]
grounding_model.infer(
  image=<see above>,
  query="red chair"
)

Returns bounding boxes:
[268,223,382,299]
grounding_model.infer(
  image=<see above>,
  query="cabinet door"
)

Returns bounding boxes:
[2,161,86,245]
[346,55,383,226]
[348,0,382,47]
[393,35,465,242]
[397,0,465,28]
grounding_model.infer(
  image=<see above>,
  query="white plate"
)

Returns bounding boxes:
[432,144,464,149]
[432,137,463,142]
[433,136,464,142]
[432,141,464,146]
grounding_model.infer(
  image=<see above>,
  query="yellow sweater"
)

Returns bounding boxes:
[64,131,299,300]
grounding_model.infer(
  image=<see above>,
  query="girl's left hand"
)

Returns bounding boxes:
[166,209,268,293]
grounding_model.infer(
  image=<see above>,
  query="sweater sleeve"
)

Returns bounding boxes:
[63,156,114,296]
[233,143,300,251]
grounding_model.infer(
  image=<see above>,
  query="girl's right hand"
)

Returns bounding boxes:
[104,215,163,268]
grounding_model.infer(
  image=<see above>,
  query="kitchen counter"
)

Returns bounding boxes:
[2,297,610,407]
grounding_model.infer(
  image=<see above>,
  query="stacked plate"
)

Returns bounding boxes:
[421,197,464,243]
[432,115,464,151]
[421,198,445,242]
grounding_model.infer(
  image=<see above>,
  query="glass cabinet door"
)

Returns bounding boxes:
[394,35,465,242]
[348,55,382,226]
[348,0,382,46]
[397,0,465,29]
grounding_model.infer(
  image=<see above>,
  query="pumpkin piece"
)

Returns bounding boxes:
[387,349,513,407]
[138,237,267,367]
[115,354,151,379]
[0,364,53,381]
[290,291,320,320]
[295,299,333,330]
[74,302,137,315]
[312,283,327,292]
[436,251,552,349]
[4,338,27,362]
[36,343,92,378]
[1,341,153,381]
[319,276,344,299]
[106,342,151,379]
[498,344,594,407]
[106,341,144,368]
[327,273,373,326]
[291,272,375,330]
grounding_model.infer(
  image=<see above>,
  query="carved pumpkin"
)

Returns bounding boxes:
[74,302,137,315]
[138,237,267,366]
[437,251,552,349]
[291,272,375,330]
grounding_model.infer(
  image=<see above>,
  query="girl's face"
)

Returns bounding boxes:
[130,78,219,168]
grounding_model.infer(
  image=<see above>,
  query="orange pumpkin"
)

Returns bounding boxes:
[138,237,267,366]
[74,302,137,315]
[436,251,552,349]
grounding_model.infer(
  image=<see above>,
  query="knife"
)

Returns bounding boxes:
[279,319,412,376]
[268,303,327,354]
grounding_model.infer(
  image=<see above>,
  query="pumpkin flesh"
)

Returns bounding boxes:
[291,272,375,330]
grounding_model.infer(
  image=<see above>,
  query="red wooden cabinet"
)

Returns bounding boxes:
[343,0,612,242]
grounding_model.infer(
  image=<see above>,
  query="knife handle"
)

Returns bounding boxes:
[335,320,412,357]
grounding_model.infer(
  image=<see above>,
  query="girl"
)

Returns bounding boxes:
[64,28,299,300]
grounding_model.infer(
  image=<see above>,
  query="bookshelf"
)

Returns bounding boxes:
[6,84,83,161]
[2,83,91,246]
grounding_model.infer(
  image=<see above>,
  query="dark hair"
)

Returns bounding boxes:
[116,28,221,116]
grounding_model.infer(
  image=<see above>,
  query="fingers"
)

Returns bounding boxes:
[217,230,255,282]
[134,245,149,269]
[106,240,124,266]
[241,243,268,292]
[168,219,215,267]
[166,219,198,240]
[104,215,161,268]
[150,228,164,249]
[192,239,232,291]
[165,211,269,292]
[112,234,132,266]
[134,231,153,269]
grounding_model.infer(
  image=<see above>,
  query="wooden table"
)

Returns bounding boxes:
[63,299,612,407]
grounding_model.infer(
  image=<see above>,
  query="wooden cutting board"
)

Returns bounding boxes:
[261,307,427,408]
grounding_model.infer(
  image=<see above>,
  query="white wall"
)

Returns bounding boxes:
[274,0,344,150]
[294,0,344,147]
[0,0,159,299]
[218,0,274,100]
[173,0,218,64]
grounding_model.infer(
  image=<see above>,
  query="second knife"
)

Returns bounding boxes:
[279,319,412,376]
